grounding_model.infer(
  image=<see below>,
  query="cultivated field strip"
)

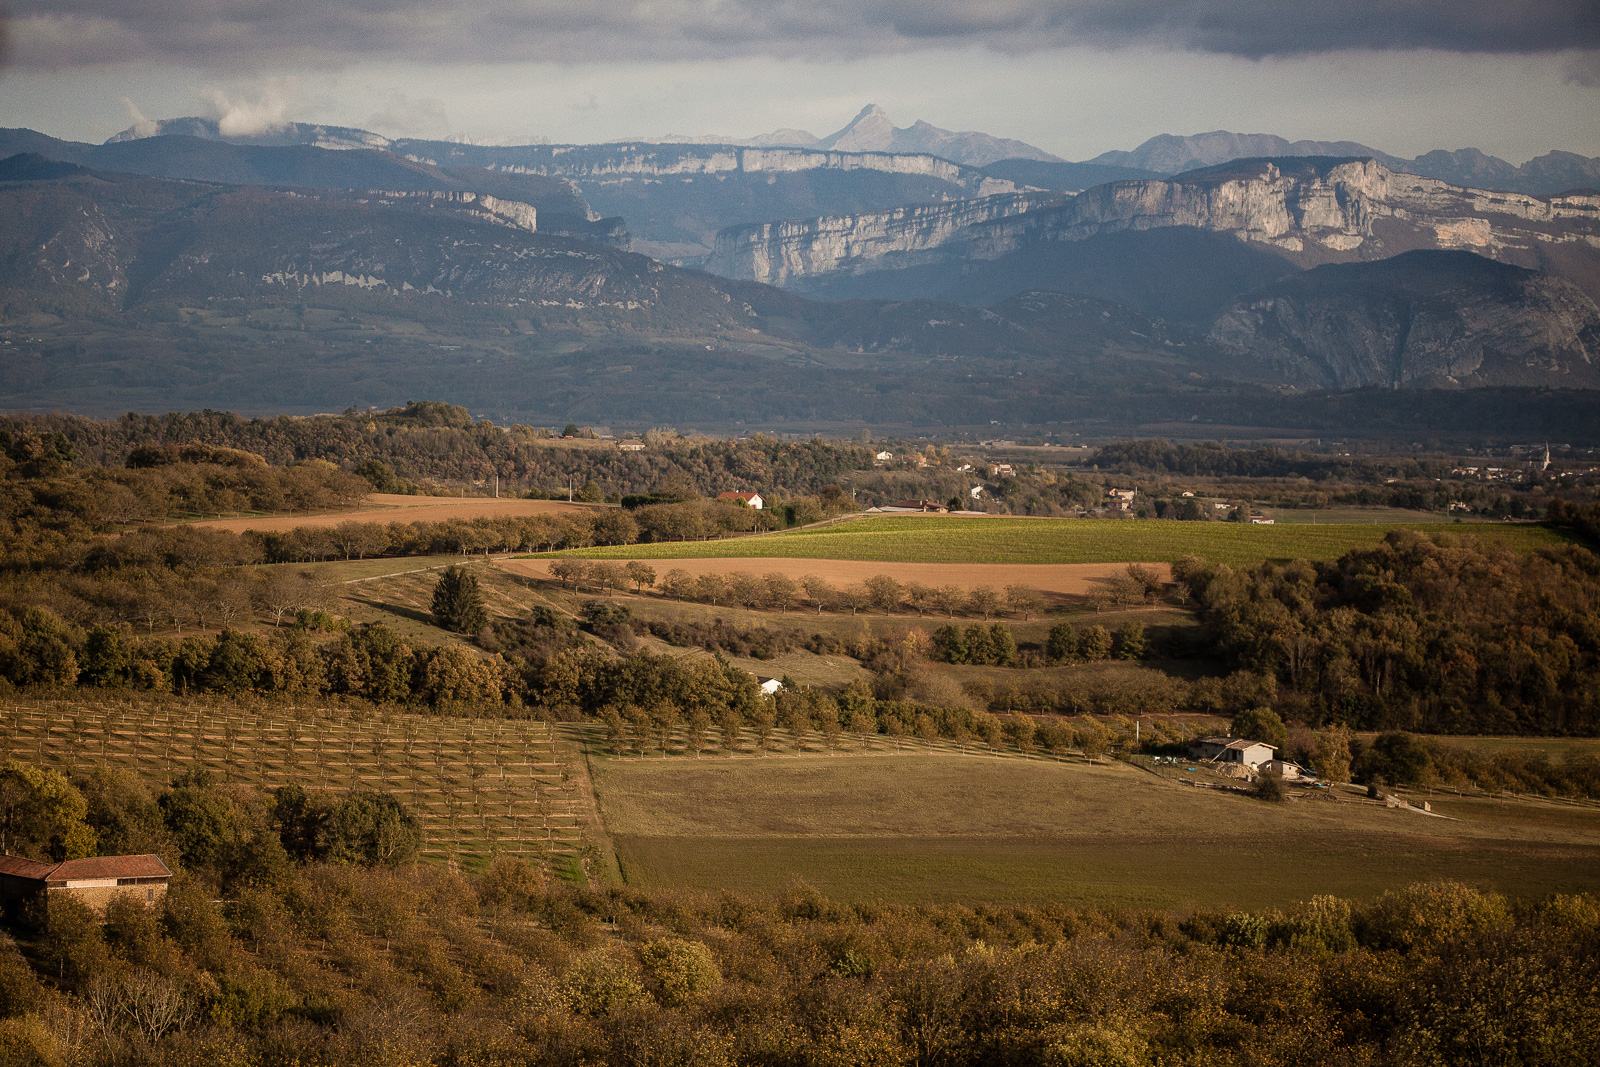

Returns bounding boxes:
[0,700,590,859]
[549,515,1568,567]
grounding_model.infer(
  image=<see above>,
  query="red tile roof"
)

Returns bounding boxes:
[0,854,171,882]
[0,855,56,880]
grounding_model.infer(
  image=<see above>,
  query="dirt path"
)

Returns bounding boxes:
[498,557,1169,596]
[193,494,599,533]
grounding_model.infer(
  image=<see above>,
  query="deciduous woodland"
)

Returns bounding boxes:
[0,757,1594,1067]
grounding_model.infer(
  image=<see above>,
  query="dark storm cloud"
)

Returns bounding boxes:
[11,0,1600,67]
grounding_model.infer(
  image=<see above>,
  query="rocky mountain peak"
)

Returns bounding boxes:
[818,104,895,153]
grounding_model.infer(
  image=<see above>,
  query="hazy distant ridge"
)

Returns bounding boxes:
[1091,130,1600,196]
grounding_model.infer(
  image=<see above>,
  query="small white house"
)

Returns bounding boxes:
[1189,736,1278,770]
[969,485,986,499]
[755,676,784,696]
[717,491,764,509]
[1261,758,1311,780]
[874,450,894,462]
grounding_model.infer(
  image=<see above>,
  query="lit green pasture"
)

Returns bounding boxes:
[540,516,1569,567]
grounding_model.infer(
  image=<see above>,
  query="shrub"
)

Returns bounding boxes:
[639,938,722,1006]
[561,950,648,1016]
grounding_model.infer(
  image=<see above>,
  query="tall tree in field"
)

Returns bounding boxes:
[1315,724,1353,784]
[1004,584,1043,620]
[967,586,1001,619]
[432,566,488,634]
[625,561,657,593]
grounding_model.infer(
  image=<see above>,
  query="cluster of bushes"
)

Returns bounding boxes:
[1177,531,1600,734]
[1354,730,1600,798]
[632,615,807,661]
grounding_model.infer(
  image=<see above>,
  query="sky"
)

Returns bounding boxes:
[2,1,1598,162]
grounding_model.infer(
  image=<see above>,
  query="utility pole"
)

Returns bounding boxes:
[494,474,499,498]
[567,475,574,502]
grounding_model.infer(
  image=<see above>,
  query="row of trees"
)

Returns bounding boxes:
[0,613,515,710]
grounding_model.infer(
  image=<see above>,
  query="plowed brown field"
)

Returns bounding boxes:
[498,556,1169,596]
[193,494,598,533]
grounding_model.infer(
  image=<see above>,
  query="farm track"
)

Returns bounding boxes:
[1,699,591,860]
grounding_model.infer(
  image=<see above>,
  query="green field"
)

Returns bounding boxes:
[591,750,1600,909]
[542,516,1569,567]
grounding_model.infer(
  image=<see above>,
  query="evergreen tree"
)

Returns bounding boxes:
[432,566,488,634]
[932,624,968,664]
[1114,621,1148,661]
[990,623,1017,666]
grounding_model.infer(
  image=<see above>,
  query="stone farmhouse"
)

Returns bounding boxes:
[0,854,172,916]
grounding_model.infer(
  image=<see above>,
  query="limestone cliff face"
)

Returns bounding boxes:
[708,158,1600,288]
[369,190,537,233]
[708,192,1061,286]
[410,143,1012,197]
[1207,251,1600,390]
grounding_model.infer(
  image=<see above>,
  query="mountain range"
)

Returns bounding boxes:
[3,111,1600,433]
[107,109,1600,197]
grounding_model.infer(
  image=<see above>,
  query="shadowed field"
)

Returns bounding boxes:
[592,751,1600,908]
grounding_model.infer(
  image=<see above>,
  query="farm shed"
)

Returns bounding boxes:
[755,676,784,695]
[1189,736,1277,770]
[0,854,172,916]
[1261,758,1311,780]
[717,491,764,509]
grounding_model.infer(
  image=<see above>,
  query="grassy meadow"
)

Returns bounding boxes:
[591,749,1600,909]
[545,515,1569,567]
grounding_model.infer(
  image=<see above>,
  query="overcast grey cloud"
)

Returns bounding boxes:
[9,0,1600,68]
